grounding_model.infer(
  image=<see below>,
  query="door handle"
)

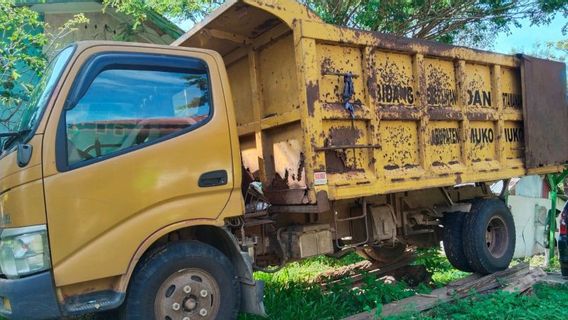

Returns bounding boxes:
[198,170,228,187]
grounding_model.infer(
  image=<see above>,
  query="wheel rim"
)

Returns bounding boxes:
[485,216,508,259]
[154,268,220,320]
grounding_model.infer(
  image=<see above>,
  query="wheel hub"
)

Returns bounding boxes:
[485,216,508,259]
[154,268,220,320]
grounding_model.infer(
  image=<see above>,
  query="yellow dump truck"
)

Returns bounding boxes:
[1,0,567,319]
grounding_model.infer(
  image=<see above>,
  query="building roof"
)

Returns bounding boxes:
[15,0,184,41]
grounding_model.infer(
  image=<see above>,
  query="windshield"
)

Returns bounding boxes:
[10,46,74,134]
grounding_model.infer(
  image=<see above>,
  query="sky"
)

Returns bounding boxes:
[492,14,566,56]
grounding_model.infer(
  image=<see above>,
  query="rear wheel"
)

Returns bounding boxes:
[442,212,473,272]
[463,199,516,274]
[120,240,241,320]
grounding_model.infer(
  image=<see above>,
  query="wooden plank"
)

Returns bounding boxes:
[502,268,546,293]
[344,264,533,320]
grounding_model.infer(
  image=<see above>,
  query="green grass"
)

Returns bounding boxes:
[389,283,568,320]
[240,250,568,320]
[240,249,463,320]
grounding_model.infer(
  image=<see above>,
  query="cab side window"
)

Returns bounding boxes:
[65,63,211,166]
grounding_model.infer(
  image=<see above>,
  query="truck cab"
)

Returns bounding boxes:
[0,42,258,319]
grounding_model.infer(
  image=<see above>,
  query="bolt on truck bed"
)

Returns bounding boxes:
[175,0,568,206]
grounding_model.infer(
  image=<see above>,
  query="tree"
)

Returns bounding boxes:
[0,0,47,106]
[106,0,566,48]
[103,0,222,27]
[303,0,567,47]
[0,0,87,130]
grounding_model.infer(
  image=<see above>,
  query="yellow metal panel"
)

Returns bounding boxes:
[469,121,497,162]
[379,120,420,170]
[227,57,254,126]
[0,135,45,228]
[503,121,524,161]
[173,0,565,203]
[501,67,523,110]
[429,121,461,167]
[259,34,299,118]
[39,43,241,286]
[424,58,457,108]
[317,44,365,106]
[464,63,493,109]
[374,51,415,107]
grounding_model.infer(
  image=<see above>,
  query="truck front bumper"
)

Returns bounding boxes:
[0,271,61,319]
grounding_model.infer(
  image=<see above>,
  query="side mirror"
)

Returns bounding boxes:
[17,143,33,167]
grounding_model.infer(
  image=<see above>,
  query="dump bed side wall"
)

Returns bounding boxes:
[310,39,526,199]
[176,1,566,205]
[225,29,307,202]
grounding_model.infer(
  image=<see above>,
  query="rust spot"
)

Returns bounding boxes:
[328,126,361,146]
[297,152,305,181]
[380,106,420,120]
[270,172,289,189]
[384,164,400,170]
[306,81,319,116]
[467,111,494,121]
[428,108,463,120]
[325,150,348,173]
[455,174,463,184]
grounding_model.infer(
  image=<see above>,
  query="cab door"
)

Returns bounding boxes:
[41,44,235,286]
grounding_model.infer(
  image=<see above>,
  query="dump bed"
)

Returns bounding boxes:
[175,0,568,205]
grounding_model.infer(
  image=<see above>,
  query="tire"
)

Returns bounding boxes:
[441,212,473,272]
[463,198,516,275]
[120,240,241,320]
[357,242,407,264]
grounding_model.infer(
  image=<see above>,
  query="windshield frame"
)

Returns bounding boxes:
[1,45,76,154]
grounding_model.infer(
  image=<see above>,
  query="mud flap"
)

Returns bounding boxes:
[238,252,267,317]
[519,54,568,168]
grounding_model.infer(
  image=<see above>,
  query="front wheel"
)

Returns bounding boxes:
[120,240,241,320]
[463,199,516,275]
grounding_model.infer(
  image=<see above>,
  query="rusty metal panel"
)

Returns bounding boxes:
[520,55,568,168]
[176,0,568,203]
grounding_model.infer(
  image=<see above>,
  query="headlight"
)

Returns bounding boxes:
[0,225,51,279]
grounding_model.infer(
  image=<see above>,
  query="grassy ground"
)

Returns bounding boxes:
[239,249,467,320]
[239,250,568,320]
[3,251,567,320]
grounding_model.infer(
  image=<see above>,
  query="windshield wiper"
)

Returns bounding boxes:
[1,129,31,150]
[0,129,31,138]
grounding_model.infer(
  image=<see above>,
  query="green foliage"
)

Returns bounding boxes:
[401,283,568,320]
[102,0,222,27]
[413,248,470,287]
[0,0,47,106]
[302,0,567,47]
[0,1,88,130]
[104,0,565,48]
